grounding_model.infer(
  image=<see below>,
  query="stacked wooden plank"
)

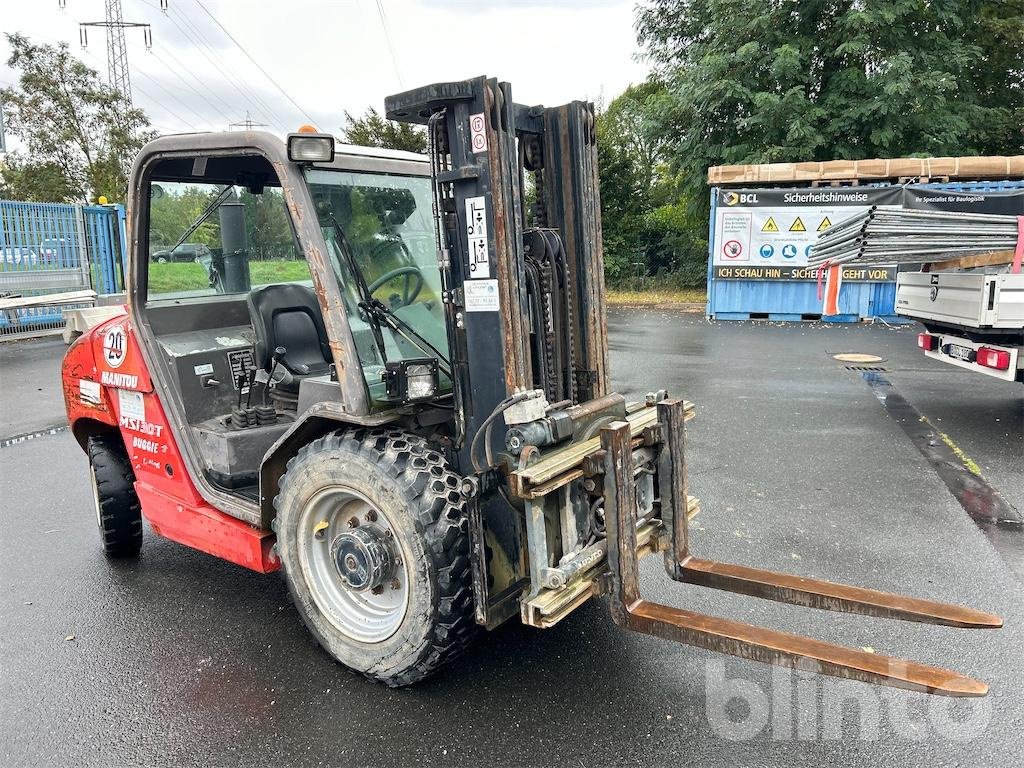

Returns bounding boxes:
[708,156,1024,187]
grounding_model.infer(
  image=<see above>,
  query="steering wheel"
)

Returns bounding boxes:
[367,265,424,307]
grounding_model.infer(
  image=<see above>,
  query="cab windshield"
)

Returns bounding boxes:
[305,168,450,405]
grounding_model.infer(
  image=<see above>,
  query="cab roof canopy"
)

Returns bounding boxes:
[136,130,427,186]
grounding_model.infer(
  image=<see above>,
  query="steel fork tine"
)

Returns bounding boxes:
[602,418,995,698]
[677,557,1003,628]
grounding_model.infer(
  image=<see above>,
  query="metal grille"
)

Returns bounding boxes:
[0,200,125,341]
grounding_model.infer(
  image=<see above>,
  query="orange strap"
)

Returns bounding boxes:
[824,264,843,316]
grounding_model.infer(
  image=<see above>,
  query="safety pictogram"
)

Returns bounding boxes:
[817,216,832,232]
[761,216,779,233]
[789,216,806,232]
[722,240,743,259]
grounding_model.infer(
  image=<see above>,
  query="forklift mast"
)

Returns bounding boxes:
[385,76,609,466]
[386,77,1002,696]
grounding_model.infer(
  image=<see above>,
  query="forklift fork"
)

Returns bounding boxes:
[602,399,1002,697]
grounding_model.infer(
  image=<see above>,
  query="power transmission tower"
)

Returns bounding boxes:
[229,112,269,131]
[65,0,154,104]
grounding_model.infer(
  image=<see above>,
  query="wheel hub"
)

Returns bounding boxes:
[329,526,395,592]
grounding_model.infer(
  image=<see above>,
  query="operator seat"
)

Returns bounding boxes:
[247,284,332,392]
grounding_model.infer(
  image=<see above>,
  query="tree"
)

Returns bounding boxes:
[341,107,426,153]
[597,81,707,286]
[0,33,153,203]
[636,0,1024,203]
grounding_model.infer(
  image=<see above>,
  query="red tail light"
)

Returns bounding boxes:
[918,333,938,351]
[977,347,1010,371]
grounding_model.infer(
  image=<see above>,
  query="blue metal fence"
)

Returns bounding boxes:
[0,200,126,336]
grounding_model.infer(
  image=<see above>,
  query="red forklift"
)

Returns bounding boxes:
[62,76,999,691]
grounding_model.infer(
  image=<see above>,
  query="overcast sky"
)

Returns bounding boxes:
[1,0,649,139]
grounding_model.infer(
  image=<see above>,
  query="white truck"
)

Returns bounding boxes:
[896,267,1024,383]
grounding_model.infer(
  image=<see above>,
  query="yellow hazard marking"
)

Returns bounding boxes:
[789,216,806,232]
[761,216,779,233]
[313,520,330,536]
[817,216,832,232]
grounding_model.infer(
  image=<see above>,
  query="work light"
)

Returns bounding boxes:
[383,358,439,403]
[287,133,335,163]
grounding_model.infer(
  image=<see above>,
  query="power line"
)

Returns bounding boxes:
[147,0,289,130]
[147,42,235,124]
[167,4,287,128]
[374,0,403,88]
[131,79,199,130]
[192,0,317,125]
[129,60,212,128]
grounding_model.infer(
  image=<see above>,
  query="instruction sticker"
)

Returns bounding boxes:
[469,113,488,153]
[718,212,752,261]
[464,279,500,312]
[117,388,145,421]
[465,196,490,278]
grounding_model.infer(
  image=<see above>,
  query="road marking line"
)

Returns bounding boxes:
[0,424,70,449]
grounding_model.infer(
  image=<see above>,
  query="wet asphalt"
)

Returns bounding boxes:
[1,312,1022,767]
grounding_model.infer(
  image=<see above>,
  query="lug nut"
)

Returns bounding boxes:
[390,579,401,590]
[365,510,378,523]
[347,516,360,528]
[371,585,384,595]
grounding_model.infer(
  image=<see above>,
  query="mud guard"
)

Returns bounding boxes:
[257,402,402,529]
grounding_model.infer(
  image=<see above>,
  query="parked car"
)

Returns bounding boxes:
[38,238,72,266]
[150,243,212,263]
[0,247,39,267]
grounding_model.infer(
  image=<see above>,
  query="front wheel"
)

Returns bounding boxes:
[274,429,478,686]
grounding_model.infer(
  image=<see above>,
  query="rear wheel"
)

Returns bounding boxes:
[87,434,142,557]
[274,429,478,686]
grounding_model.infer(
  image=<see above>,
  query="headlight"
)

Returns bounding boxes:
[384,358,439,403]
[287,133,335,163]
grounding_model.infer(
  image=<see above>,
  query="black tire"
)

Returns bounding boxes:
[274,429,478,687]
[87,434,143,558]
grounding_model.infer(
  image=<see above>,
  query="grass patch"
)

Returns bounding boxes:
[148,260,311,295]
[606,287,707,306]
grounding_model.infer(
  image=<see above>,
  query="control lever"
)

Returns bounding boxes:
[244,368,257,409]
[268,346,286,383]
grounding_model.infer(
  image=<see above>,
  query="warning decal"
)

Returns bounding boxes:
[469,113,487,154]
[712,186,903,270]
[717,212,752,262]
[102,325,127,369]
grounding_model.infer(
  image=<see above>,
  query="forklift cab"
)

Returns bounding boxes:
[133,132,452,504]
